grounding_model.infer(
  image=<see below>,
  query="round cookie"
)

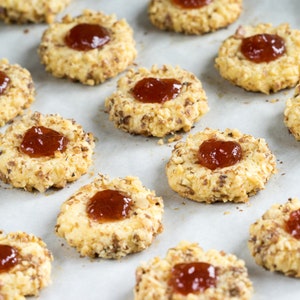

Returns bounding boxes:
[248,198,300,277]
[166,128,277,203]
[38,10,137,85]
[0,231,53,299]
[105,65,209,137]
[215,23,300,94]
[0,111,95,192]
[0,59,35,127]
[0,0,71,24]
[55,174,164,259]
[148,0,242,35]
[284,84,300,140]
[134,241,253,300]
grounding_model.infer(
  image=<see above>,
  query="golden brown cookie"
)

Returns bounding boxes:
[55,174,164,259]
[215,23,300,94]
[0,0,71,24]
[248,198,300,277]
[0,231,53,299]
[148,0,242,35]
[284,84,300,140]
[38,10,137,85]
[105,65,209,137]
[0,58,35,127]
[134,241,253,300]
[0,111,95,192]
[166,128,277,203]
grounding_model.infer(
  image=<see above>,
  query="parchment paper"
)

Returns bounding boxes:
[0,1,299,299]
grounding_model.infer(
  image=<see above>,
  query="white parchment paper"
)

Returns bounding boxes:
[0,1,300,299]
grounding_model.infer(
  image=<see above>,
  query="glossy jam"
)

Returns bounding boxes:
[169,262,217,295]
[198,138,242,170]
[241,33,286,63]
[0,245,19,273]
[132,77,182,104]
[20,126,69,158]
[86,189,132,223]
[65,23,110,51]
[286,208,300,240]
[172,0,212,9]
[0,71,10,95]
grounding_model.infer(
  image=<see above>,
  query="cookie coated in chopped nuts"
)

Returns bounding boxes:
[38,10,137,85]
[0,111,95,192]
[105,65,209,137]
[0,59,35,127]
[0,0,71,23]
[148,0,242,35]
[166,128,277,203]
[215,23,300,94]
[0,231,53,299]
[55,174,164,259]
[284,84,300,140]
[134,241,253,300]
[248,198,300,277]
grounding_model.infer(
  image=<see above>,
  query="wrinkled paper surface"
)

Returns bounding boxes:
[0,1,299,299]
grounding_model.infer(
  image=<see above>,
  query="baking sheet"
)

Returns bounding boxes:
[0,0,300,299]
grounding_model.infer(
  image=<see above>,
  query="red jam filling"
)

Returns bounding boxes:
[240,33,286,63]
[286,208,300,240]
[20,126,69,158]
[86,189,132,223]
[0,71,10,95]
[198,138,242,170]
[65,23,111,51]
[0,245,19,273]
[131,77,182,104]
[169,262,217,295]
[172,0,212,9]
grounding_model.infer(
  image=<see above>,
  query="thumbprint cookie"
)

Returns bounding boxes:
[56,174,164,259]
[215,23,300,94]
[105,65,209,137]
[166,128,276,203]
[38,10,137,85]
[249,198,300,277]
[284,84,300,140]
[0,231,53,299]
[0,0,71,23]
[0,111,95,192]
[134,241,253,299]
[148,0,242,35]
[0,59,35,127]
